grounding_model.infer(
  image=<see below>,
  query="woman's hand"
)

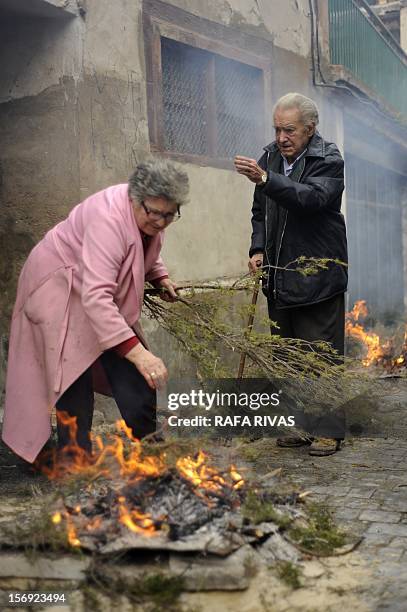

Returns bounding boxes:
[125,344,168,390]
[157,278,178,302]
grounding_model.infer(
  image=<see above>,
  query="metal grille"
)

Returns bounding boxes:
[215,56,263,159]
[161,38,263,159]
[346,153,405,314]
[162,38,208,155]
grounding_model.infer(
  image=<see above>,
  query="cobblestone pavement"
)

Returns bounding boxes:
[0,379,406,611]
[276,436,407,611]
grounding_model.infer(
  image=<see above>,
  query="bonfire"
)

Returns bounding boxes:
[346,300,406,373]
[32,413,310,557]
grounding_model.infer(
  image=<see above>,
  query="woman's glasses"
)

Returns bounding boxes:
[141,201,181,224]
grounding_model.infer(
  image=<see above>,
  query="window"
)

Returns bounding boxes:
[161,38,264,160]
[143,0,272,168]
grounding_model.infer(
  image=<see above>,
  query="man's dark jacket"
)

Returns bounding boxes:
[250,131,348,309]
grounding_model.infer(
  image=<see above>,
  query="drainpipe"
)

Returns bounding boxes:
[401,0,407,53]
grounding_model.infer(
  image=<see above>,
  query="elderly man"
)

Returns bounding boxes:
[234,92,348,456]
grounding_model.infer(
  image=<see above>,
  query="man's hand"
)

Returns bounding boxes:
[249,253,264,274]
[157,278,178,302]
[234,156,265,184]
[125,344,168,390]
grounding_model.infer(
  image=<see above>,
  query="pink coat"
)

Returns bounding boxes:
[2,184,168,462]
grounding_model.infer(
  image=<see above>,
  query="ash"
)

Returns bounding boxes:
[58,467,302,556]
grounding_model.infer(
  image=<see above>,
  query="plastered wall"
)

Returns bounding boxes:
[0,0,344,403]
[0,0,317,305]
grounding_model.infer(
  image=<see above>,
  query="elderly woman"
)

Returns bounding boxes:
[2,159,189,463]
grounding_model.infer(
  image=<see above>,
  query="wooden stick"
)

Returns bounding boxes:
[144,283,249,295]
[237,277,260,380]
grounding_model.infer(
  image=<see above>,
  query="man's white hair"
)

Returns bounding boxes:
[273,93,319,128]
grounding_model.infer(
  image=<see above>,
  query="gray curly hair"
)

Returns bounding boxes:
[128,159,189,208]
[273,93,319,128]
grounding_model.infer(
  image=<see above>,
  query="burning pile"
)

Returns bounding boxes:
[346,300,407,373]
[36,415,302,556]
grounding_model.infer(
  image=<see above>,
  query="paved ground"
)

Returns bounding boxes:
[273,437,407,611]
[0,438,406,611]
[247,377,407,610]
[0,378,406,611]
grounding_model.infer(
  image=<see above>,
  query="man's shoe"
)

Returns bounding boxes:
[308,438,341,456]
[276,435,313,448]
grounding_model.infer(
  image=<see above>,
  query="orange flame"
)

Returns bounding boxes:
[39,414,166,481]
[51,510,81,547]
[177,451,244,495]
[85,516,102,532]
[230,467,245,490]
[40,418,245,547]
[346,300,407,370]
[349,300,368,322]
[117,496,158,536]
[66,513,81,547]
